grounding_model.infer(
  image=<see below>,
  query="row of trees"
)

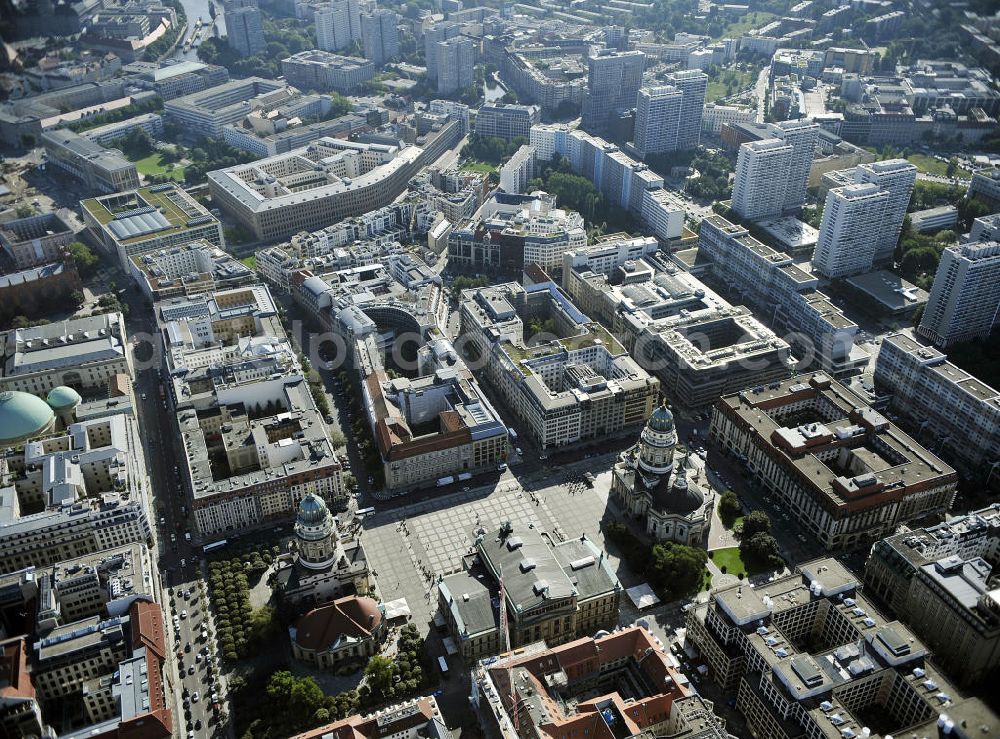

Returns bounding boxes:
[361,624,430,706]
[463,135,528,165]
[198,18,315,79]
[235,670,360,739]
[605,522,708,601]
[527,156,637,235]
[206,545,281,661]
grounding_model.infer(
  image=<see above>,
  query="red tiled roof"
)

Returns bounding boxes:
[294,595,382,652]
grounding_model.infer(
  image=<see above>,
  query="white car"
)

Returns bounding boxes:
[180,610,187,619]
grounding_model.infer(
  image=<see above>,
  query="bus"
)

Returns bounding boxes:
[355,507,375,517]
[437,656,449,678]
[203,540,227,554]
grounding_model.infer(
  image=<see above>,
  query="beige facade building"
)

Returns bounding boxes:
[439,521,621,663]
[685,558,997,739]
[710,373,958,550]
[41,129,139,194]
[864,503,1000,687]
[460,281,659,453]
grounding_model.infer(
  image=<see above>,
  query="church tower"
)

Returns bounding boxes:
[638,402,677,476]
[294,494,340,570]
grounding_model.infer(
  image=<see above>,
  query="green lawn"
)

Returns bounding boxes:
[461,160,497,173]
[906,153,971,178]
[133,153,186,181]
[240,255,257,269]
[711,547,749,578]
[715,11,777,40]
[706,68,757,103]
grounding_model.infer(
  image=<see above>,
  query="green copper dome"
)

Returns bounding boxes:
[0,391,55,444]
[296,493,330,526]
[47,385,82,410]
[647,403,675,433]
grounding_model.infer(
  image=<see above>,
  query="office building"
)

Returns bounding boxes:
[581,49,646,135]
[129,239,255,302]
[81,112,165,147]
[697,215,865,374]
[424,22,462,82]
[0,313,132,396]
[854,158,917,265]
[459,281,659,452]
[686,558,998,739]
[224,3,265,56]
[812,183,891,278]
[162,76,287,138]
[448,191,586,273]
[81,183,224,271]
[710,373,957,550]
[46,542,155,625]
[435,36,476,95]
[612,404,712,545]
[439,521,621,662]
[910,204,959,233]
[663,69,708,150]
[731,138,794,220]
[315,0,361,52]
[474,103,540,142]
[968,211,1000,242]
[0,637,47,738]
[158,285,346,536]
[773,118,820,210]
[474,626,728,739]
[500,44,588,114]
[563,243,791,409]
[0,213,75,270]
[127,59,230,100]
[702,102,755,136]
[633,85,683,157]
[498,143,535,194]
[281,50,376,93]
[0,412,153,572]
[360,8,399,65]
[208,137,430,241]
[224,109,369,158]
[40,129,139,195]
[292,697,446,739]
[874,332,1000,481]
[864,504,1000,687]
[918,241,1000,347]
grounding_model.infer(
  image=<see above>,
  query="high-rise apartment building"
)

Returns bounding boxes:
[315,0,361,52]
[224,3,265,56]
[772,118,819,210]
[360,8,399,65]
[812,182,891,278]
[731,138,793,220]
[434,36,475,95]
[918,240,1000,346]
[581,49,646,135]
[424,21,461,81]
[854,158,917,265]
[633,85,683,156]
[474,104,540,141]
[663,69,707,150]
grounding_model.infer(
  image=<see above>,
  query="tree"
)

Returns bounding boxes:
[364,655,394,697]
[646,542,707,600]
[740,510,772,540]
[69,290,85,307]
[68,242,100,278]
[742,532,784,570]
[718,491,741,525]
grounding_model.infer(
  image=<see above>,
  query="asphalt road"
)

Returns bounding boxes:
[124,284,230,737]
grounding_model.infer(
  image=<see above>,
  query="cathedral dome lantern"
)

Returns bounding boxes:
[638,402,677,475]
[294,494,339,570]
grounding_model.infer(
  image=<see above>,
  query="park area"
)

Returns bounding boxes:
[133,152,186,181]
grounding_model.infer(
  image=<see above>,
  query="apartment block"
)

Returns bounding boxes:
[424,22,462,81]
[709,373,957,550]
[315,0,361,52]
[853,158,916,264]
[731,138,794,220]
[812,183,890,278]
[663,69,708,150]
[498,143,535,194]
[81,183,224,271]
[435,36,476,95]
[40,129,139,194]
[697,215,864,374]
[634,85,683,157]
[460,281,659,452]
[917,241,1000,347]
[563,243,791,409]
[773,116,819,210]
[873,332,1000,481]
[224,4,265,56]
[581,49,646,135]
[686,559,996,739]
[864,504,1000,687]
[360,8,399,65]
